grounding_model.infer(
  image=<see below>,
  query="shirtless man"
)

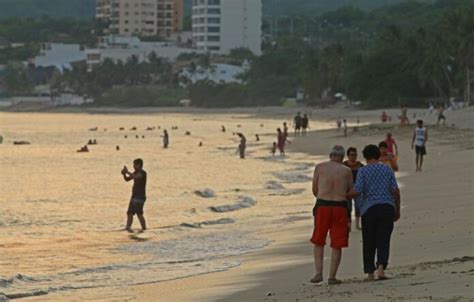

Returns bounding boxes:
[310,145,353,285]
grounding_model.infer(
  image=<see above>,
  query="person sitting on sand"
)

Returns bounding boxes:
[384,133,398,157]
[348,145,401,281]
[344,147,364,230]
[379,141,399,172]
[122,159,147,232]
[271,142,277,156]
[255,134,260,142]
[236,133,246,159]
[222,125,226,133]
[310,145,353,285]
[163,130,169,148]
[412,120,428,172]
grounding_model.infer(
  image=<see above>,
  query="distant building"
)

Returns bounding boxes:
[96,0,184,38]
[179,63,247,84]
[33,43,86,73]
[87,35,204,70]
[192,0,262,55]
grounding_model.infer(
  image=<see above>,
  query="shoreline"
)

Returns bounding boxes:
[14,108,474,301]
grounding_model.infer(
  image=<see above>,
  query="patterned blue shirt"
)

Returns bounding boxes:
[354,163,399,216]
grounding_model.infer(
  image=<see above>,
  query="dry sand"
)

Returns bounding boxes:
[23,107,474,302]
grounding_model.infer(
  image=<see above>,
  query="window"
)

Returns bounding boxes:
[208,8,220,14]
[208,26,220,33]
[208,36,220,42]
[208,0,220,5]
[208,46,220,51]
[208,18,220,24]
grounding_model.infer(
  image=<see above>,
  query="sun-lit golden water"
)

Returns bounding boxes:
[0,112,330,298]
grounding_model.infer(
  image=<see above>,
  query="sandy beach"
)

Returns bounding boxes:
[5,107,474,302]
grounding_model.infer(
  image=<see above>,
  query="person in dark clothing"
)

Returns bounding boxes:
[302,114,309,135]
[348,145,401,281]
[163,130,169,148]
[122,158,147,232]
[343,147,364,230]
[294,112,302,136]
[236,133,246,159]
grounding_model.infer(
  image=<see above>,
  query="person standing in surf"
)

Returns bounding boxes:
[236,133,246,159]
[122,159,147,232]
[163,130,169,148]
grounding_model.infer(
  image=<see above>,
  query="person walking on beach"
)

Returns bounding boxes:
[348,145,401,281]
[384,133,398,157]
[412,120,428,172]
[344,147,364,230]
[379,141,399,172]
[163,130,169,148]
[122,159,147,232]
[236,133,246,159]
[310,145,353,285]
[294,112,302,136]
[437,105,446,126]
[302,114,309,136]
[342,119,348,137]
[283,122,289,140]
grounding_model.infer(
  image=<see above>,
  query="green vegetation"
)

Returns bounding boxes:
[1,0,472,108]
[0,0,95,19]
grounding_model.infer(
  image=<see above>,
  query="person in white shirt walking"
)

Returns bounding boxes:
[411,120,428,172]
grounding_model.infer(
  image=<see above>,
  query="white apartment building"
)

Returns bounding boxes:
[192,0,262,55]
[96,0,183,37]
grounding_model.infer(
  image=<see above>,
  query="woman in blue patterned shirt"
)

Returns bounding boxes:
[348,144,401,281]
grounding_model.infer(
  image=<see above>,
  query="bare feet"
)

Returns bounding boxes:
[124,228,133,233]
[328,278,342,285]
[366,273,375,281]
[310,273,323,283]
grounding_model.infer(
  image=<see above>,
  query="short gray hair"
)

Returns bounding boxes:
[330,145,345,158]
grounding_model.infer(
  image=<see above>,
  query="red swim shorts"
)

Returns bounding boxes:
[310,206,349,248]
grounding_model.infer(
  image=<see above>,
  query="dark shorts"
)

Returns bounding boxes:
[127,197,146,215]
[295,125,301,130]
[438,114,446,121]
[415,145,426,156]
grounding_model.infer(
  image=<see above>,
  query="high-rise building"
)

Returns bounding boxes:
[192,0,262,55]
[96,0,183,37]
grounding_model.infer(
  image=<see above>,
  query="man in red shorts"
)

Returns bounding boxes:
[311,145,353,285]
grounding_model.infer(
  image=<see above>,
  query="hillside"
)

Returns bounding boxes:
[0,0,430,19]
[0,0,95,19]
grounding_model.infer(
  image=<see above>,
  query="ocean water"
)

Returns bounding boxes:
[0,112,327,299]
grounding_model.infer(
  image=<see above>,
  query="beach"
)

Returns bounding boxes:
[1,107,473,301]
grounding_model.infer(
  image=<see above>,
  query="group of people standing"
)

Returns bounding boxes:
[310,144,401,284]
[310,119,429,284]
